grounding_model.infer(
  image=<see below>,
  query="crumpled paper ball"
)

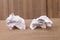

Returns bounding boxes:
[6,13,26,30]
[30,16,53,30]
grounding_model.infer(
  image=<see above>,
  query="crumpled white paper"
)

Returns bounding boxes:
[6,13,26,30]
[30,16,53,30]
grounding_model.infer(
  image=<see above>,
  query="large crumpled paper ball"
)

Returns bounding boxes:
[6,13,26,30]
[30,16,53,30]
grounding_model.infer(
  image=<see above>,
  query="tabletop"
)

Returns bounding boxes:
[0,18,60,40]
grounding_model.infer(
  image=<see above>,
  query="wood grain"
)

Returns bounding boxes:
[0,0,46,19]
[9,0,14,13]
[47,0,60,18]
[13,0,46,19]
[0,0,8,20]
[0,0,60,19]
[0,0,3,20]
[3,0,8,19]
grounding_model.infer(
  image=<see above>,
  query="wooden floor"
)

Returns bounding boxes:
[0,18,60,40]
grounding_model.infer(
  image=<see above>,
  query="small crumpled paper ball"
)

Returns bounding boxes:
[30,16,53,30]
[6,13,26,30]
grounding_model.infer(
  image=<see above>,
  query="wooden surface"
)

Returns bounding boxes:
[47,0,60,18]
[0,0,8,20]
[1,0,60,19]
[0,0,46,19]
[9,0,46,19]
[0,18,60,40]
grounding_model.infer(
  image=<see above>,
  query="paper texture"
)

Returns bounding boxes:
[30,16,53,30]
[6,13,26,30]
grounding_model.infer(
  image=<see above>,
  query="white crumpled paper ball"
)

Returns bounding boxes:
[6,13,26,30]
[30,16,53,30]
